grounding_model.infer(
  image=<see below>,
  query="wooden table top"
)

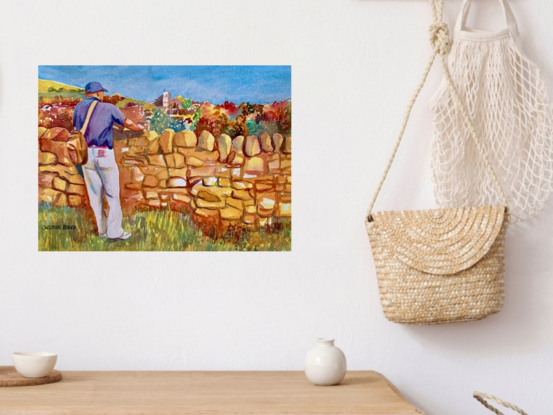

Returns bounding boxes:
[0,371,424,415]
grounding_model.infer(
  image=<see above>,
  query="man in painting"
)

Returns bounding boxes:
[73,82,144,240]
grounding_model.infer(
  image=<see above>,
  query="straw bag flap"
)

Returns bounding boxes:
[368,205,505,275]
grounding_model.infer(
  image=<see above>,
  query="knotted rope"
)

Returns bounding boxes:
[366,0,507,221]
[429,22,451,55]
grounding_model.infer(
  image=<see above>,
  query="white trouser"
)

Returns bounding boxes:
[83,147,124,238]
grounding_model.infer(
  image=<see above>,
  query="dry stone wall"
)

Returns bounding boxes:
[38,126,292,234]
[38,127,88,209]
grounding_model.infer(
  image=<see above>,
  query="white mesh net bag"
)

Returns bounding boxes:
[429,0,553,222]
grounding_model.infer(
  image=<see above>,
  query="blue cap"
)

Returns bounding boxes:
[85,82,108,94]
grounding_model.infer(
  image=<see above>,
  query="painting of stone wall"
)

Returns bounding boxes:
[38,65,291,251]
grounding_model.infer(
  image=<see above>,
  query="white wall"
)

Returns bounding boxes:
[1,0,552,413]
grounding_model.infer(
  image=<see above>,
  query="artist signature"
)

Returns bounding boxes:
[41,225,77,230]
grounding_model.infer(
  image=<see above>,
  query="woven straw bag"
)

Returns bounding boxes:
[365,0,509,324]
[474,392,528,415]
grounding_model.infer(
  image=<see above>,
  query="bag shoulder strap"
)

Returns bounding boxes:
[473,392,528,415]
[366,0,507,222]
[79,100,99,136]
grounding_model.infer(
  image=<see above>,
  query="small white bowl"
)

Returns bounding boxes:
[12,352,57,378]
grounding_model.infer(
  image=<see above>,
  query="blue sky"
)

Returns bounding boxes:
[38,66,291,104]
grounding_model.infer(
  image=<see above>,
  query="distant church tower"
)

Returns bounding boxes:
[163,91,170,108]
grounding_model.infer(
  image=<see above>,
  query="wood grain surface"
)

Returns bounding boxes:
[0,370,424,415]
[0,366,62,387]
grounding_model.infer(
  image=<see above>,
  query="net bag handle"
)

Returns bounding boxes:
[453,0,520,43]
[474,392,529,415]
[365,0,508,222]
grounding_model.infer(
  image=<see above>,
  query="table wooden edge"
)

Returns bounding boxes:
[0,370,426,415]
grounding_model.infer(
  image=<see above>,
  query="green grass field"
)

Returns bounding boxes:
[39,205,291,251]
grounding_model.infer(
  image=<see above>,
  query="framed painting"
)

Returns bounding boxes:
[38,65,291,251]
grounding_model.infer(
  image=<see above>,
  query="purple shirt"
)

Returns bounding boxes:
[73,97,127,149]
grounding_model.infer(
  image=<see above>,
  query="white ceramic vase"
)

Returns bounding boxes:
[304,338,347,386]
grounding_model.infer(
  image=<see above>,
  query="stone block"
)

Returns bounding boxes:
[231,154,245,166]
[188,149,219,163]
[220,206,242,220]
[226,197,243,211]
[136,136,150,147]
[148,199,162,208]
[197,189,221,203]
[268,159,280,172]
[232,135,244,153]
[192,184,232,199]
[174,130,197,147]
[255,182,274,192]
[68,195,82,208]
[39,188,60,205]
[272,133,284,153]
[125,183,142,190]
[242,214,256,224]
[147,137,160,155]
[244,156,265,175]
[218,178,231,187]
[140,165,162,175]
[244,136,261,156]
[145,190,159,200]
[194,208,220,219]
[55,193,68,207]
[281,158,291,170]
[132,167,145,182]
[149,154,166,167]
[165,152,185,169]
[143,175,158,188]
[167,177,187,188]
[231,167,242,179]
[185,156,204,167]
[39,172,56,189]
[198,130,215,151]
[39,151,57,165]
[203,177,218,187]
[216,166,231,178]
[52,176,67,192]
[173,192,191,203]
[232,181,252,190]
[188,165,217,178]
[283,136,292,154]
[67,184,86,196]
[258,195,277,211]
[159,129,175,154]
[42,127,70,142]
[277,202,292,217]
[156,169,170,181]
[260,132,273,152]
[217,134,232,162]
[39,140,72,166]
[231,189,253,200]
[168,167,188,178]
[196,198,225,209]
[65,173,85,185]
